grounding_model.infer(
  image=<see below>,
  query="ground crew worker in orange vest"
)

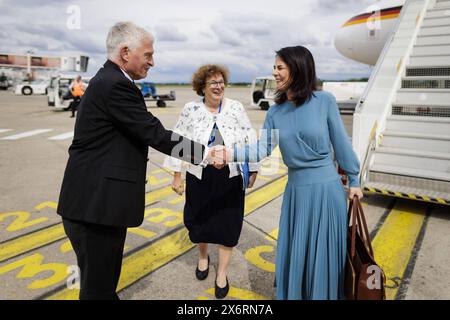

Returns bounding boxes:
[69,75,85,118]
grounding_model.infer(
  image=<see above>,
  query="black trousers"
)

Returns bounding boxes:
[62,218,127,300]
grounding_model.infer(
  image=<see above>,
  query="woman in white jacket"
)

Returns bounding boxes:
[164,64,259,299]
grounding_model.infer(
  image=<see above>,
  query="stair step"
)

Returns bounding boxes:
[409,53,450,66]
[402,76,450,80]
[386,115,450,135]
[436,0,450,8]
[364,180,450,204]
[376,146,450,159]
[381,130,450,152]
[370,164,450,182]
[383,130,450,140]
[401,76,450,89]
[396,89,450,104]
[373,147,450,172]
[420,24,450,36]
[416,34,450,45]
[423,16,450,27]
[406,66,450,77]
[413,44,450,55]
[427,8,450,18]
[392,103,450,117]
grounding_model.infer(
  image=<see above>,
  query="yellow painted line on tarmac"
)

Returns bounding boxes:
[245,245,275,273]
[34,201,58,210]
[59,240,73,253]
[168,194,185,205]
[145,186,173,205]
[150,169,171,175]
[128,227,157,239]
[0,224,66,263]
[372,201,427,300]
[0,186,177,264]
[46,174,288,300]
[244,175,287,217]
[265,228,278,242]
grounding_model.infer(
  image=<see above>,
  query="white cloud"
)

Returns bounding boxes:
[0,0,374,82]
[153,25,188,42]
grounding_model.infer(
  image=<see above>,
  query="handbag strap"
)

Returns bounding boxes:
[351,197,358,259]
[349,197,374,259]
[355,197,375,258]
[347,197,353,225]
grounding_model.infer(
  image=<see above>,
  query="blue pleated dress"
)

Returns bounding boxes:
[234,91,360,300]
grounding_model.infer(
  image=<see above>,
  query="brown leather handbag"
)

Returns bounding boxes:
[345,197,386,300]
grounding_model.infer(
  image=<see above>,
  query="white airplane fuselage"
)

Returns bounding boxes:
[335,0,405,65]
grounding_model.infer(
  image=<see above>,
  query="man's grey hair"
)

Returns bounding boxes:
[106,22,154,59]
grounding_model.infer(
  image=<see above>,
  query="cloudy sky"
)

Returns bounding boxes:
[0,0,375,82]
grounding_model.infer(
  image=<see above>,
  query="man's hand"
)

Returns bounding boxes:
[171,172,184,195]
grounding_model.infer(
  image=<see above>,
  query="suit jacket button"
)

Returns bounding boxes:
[145,179,148,184]
[146,158,149,162]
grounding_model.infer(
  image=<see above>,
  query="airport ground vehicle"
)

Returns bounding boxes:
[15,80,49,95]
[250,76,366,114]
[0,74,10,90]
[250,76,276,110]
[135,82,176,108]
[47,75,90,109]
[322,82,367,114]
[0,80,8,90]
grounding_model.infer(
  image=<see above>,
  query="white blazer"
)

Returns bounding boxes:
[164,97,260,180]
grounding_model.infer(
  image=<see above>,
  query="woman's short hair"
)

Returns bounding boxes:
[192,64,229,96]
[274,46,318,107]
[106,22,154,60]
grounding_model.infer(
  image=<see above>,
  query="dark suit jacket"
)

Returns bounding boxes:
[57,60,205,227]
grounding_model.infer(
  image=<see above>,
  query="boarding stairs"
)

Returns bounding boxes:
[355,0,450,205]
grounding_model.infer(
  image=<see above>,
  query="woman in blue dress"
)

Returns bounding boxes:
[220,46,364,299]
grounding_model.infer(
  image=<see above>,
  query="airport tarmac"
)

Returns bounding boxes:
[0,87,449,300]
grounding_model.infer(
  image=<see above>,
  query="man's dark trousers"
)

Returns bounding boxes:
[62,217,126,300]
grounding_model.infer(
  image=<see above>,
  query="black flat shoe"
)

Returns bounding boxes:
[215,276,229,299]
[195,255,210,280]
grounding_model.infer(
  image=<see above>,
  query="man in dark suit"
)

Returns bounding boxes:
[57,22,206,300]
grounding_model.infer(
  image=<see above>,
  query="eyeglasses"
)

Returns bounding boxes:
[206,80,225,88]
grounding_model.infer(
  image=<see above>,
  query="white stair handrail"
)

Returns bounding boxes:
[355,1,408,114]
[357,0,414,185]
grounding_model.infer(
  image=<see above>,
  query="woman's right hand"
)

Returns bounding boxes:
[172,172,184,196]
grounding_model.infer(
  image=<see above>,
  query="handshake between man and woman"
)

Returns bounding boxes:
[205,145,231,169]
